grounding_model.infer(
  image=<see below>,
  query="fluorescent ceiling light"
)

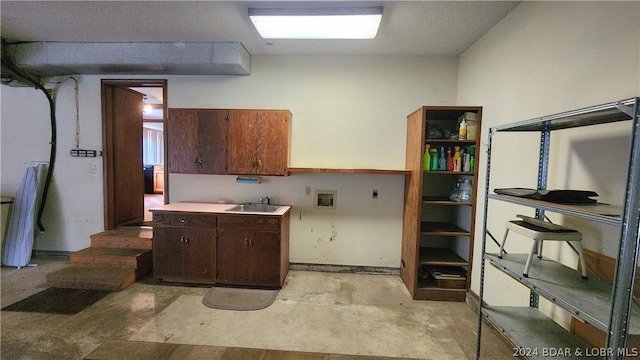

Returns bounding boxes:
[249,7,383,39]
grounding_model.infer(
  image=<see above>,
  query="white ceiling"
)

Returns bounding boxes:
[1,1,520,56]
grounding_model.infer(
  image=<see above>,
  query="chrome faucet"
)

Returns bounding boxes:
[259,196,271,205]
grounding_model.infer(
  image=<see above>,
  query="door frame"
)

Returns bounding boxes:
[101,79,168,229]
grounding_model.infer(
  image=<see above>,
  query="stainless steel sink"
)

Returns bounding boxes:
[226,204,281,213]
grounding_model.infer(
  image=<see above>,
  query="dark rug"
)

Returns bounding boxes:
[202,286,278,311]
[2,288,112,315]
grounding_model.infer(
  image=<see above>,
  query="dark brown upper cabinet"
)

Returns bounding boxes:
[167,108,291,176]
[228,110,291,176]
[167,109,229,174]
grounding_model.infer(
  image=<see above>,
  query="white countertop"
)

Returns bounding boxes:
[150,202,291,216]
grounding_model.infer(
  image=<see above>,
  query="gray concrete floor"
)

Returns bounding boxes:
[1,255,512,359]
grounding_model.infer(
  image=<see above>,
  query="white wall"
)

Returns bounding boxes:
[1,78,105,252]
[457,0,640,325]
[1,56,459,267]
[169,56,458,267]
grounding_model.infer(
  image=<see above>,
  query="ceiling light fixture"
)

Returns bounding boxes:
[248,7,383,40]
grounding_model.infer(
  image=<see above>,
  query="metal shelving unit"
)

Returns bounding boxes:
[476,98,640,359]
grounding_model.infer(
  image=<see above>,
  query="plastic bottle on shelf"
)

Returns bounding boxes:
[438,147,446,171]
[459,118,467,140]
[446,147,453,171]
[423,144,431,171]
[449,179,463,201]
[452,146,462,172]
[429,148,439,171]
[467,146,475,172]
[460,179,472,202]
[463,153,471,172]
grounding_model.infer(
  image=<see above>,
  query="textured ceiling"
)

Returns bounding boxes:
[1,1,520,56]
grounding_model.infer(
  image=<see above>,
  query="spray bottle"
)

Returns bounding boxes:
[423,144,431,171]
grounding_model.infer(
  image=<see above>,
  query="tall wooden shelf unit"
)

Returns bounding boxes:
[476,97,640,359]
[401,106,482,301]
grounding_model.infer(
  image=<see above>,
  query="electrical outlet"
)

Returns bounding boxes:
[305,187,311,196]
[372,189,379,199]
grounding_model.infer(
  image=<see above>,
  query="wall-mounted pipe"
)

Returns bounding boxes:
[1,39,56,233]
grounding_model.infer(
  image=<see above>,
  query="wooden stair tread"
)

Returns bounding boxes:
[46,266,136,291]
[72,247,150,258]
[69,247,153,278]
[91,227,153,239]
[90,228,153,250]
[47,228,154,291]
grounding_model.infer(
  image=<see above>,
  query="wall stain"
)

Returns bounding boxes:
[330,223,337,242]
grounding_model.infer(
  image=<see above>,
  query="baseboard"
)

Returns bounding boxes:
[289,262,400,276]
[466,289,480,312]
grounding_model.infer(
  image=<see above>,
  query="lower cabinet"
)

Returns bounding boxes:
[153,215,217,284]
[153,226,217,283]
[217,229,280,286]
[217,214,288,287]
[152,210,289,288]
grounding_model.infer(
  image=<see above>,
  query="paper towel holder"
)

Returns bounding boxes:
[236,176,261,184]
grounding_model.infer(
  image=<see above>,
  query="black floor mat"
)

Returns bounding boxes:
[2,288,111,315]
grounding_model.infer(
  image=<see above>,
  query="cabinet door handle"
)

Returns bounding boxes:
[180,218,187,223]
[248,238,252,247]
[183,236,189,244]
[194,155,203,166]
[180,235,185,244]
[251,158,262,168]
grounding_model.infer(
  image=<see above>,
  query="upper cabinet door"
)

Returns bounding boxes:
[167,109,228,174]
[228,110,291,176]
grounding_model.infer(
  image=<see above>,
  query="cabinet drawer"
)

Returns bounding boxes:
[217,215,279,231]
[153,212,217,228]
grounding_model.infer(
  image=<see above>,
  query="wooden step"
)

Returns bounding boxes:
[90,227,153,250]
[46,266,136,291]
[70,247,152,279]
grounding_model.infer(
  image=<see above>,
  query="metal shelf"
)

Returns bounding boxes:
[477,97,640,359]
[488,194,622,226]
[491,98,636,132]
[487,253,640,336]
[482,306,590,359]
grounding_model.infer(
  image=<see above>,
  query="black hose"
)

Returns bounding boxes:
[1,39,57,232]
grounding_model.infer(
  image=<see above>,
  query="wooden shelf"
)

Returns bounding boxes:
[422,196,472,206]
[425,139,477,145]
[420,221,469,236]
[415,277,466,301]
[423,170,474,175]
[419,247,468,266]
[287,167,411,175]
[401,106,482,302]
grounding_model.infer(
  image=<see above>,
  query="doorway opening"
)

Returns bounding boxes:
[134,86,165,223]
[101,79,167,230]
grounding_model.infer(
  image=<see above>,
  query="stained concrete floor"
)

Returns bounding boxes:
[1,255,512,359]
